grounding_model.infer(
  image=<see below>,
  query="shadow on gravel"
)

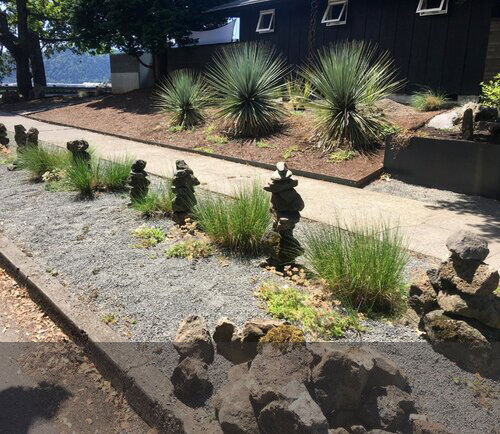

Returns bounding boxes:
[0,382,71,433]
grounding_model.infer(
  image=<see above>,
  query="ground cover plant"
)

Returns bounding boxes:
[131,178,174,218]
[304,220,409,315]
[206,42,288,137]
[410,89,451,112]
[154,69,209,128]
[165,238,213,259]
[257,282,361,338]
[193,183,271,255]
[132,225,165,249]
[303,41,404,151]
[17,145,70,180]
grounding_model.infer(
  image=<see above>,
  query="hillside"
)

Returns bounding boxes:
[2,51,110,85]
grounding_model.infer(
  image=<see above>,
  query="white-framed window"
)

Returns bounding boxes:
[322,0,348,26]
[256,9,275,33]
[416,0,449,16]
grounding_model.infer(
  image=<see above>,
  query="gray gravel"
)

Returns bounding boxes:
[1,165,498,433]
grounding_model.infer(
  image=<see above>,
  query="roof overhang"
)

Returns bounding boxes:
[208,0,274,13]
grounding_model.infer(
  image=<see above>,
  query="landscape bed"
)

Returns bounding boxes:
[0,153,499,433]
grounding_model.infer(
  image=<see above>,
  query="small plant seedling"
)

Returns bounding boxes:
[329,149,357,163]
[194,146,215,154]
[205,124,217,134]
[168,125,184,133]
[45,268,59,277]
[101,313,117,325]
[206,134,228,145]
[165,239,213,260]
[283,145,299,160]
[256,141,273,149]
[132,225,166,248]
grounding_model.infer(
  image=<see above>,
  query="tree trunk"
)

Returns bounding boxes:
[16,0,33,98]
[29,33,47,87]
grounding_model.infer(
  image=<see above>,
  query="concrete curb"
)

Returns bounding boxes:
[0,235,210,434]
[20,112,382,188]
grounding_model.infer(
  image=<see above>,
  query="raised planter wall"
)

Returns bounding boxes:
[384,136,500,200]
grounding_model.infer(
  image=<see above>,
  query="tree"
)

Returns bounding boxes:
[0,0,75,97]
[70,0,226,77]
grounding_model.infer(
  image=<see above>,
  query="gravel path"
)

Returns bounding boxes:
[1,165,498,433]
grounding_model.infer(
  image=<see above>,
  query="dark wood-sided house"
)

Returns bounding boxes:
[167,0,500,97]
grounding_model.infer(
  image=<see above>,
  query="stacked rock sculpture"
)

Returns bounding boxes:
[0,123,9,148]
[172,160,200,225]
[262,162,305,267]
[128,160,150,203]
[26,127,39,147]
[14,125,27,149]
[67,140,91,165]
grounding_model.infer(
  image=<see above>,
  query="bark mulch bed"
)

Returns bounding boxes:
[0,89,431,182]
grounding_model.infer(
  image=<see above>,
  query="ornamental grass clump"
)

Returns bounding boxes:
[17,145,69,180]
[207,42,288,137]
[193,183,271,255]
[131,178,174,218]
[410,89,451,112]
[304,220,409,315]
[303,41,404,151]
[100,156,134,192]
[154,69,209,128]
[66,158,100,198]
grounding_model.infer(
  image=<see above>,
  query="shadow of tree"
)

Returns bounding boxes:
[86,88,158,116]
[0,382,71,433]
[425,195,500,240]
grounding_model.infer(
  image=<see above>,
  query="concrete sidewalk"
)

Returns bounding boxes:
[1,111,499,268]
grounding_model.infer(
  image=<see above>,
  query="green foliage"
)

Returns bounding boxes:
[154,69,209,128]
[283,145,299,160]
[165,239,213,259]
[286,77,311,110]
[410,89,450,112]
[206,134,228,145]
[66,159,99,198]
[256,141,273,149]
[304,220,409,315]
[303,41,404,151]
[207,42,288,137]
[132,225,165,248]
[257,283,362,338]
[131,179,174,218]
[329,149,357,162]
[100,157,133,192]
[193,184,272,255]
[480,73,500,109]
[17,145,69,180]
[259,324,305,343]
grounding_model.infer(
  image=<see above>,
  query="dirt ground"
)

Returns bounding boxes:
[0,267,152,434]
[6,89,443,182]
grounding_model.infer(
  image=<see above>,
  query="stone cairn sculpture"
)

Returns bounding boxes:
[26,127,39,147]
[0,123,9,148]
[262,162,305,267]
[14,125,27,149]
[172,160,200,225]
[410,230,499,376]
[67,140,91,166]
[128,160,150,203]
[462,108,474,140]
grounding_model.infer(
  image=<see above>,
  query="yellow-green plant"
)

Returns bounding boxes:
[480,73,500,109]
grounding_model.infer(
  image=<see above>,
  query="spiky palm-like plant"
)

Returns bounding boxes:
[154,69,209,128]
[303,41,404,151]
[206,42,288,137]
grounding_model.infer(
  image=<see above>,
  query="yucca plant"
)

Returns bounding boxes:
[154,69,209,128]
[193,183,272,255]
[303,41,404,151]
[17,145,69,180]
[206,42,288,137]
[410,88,451,112]
[304,219,409,315]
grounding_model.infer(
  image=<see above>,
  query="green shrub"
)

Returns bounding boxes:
[257,282,361,338]
[132,225,165,248]
[480,73,500,109]
[165,238,213,259]
[100,157,133,191]
[286,77,311,111]
[17,145,69,180]
[410,89,450,112]
[131,179,174,218]
[154,69,209,128]
[193,183,271,255]
[304,220,409,315]
[207,42,288,137]
[66,159,99,198]
[303,41,404,151]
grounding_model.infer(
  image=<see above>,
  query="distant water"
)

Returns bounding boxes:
[1,82,107,88]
